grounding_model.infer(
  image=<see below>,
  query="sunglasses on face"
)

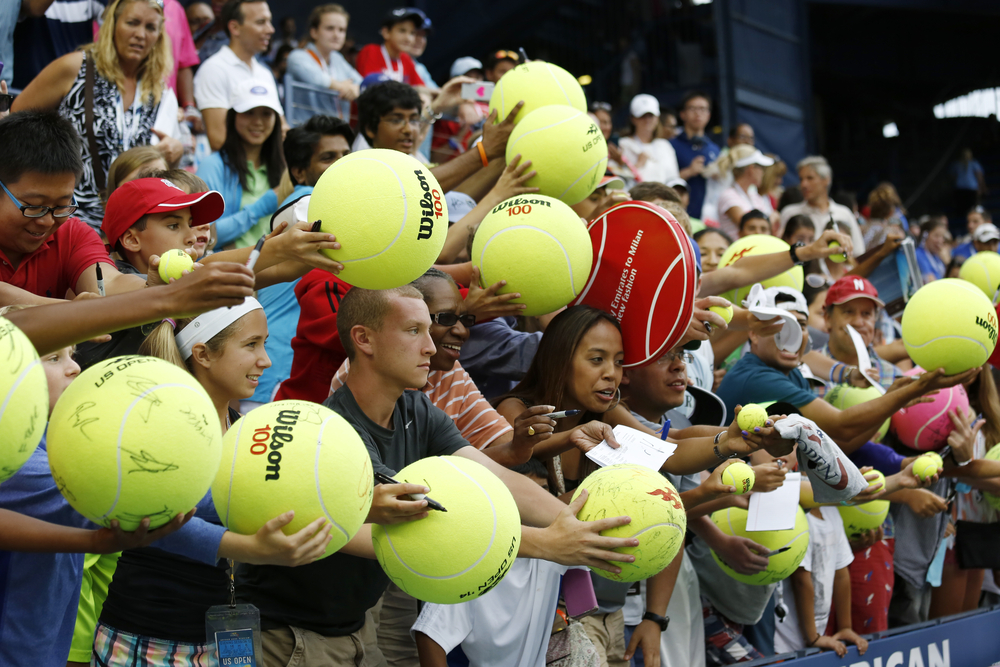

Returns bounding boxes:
[430,312,476,328]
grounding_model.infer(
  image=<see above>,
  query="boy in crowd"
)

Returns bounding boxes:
[355,8,427,86]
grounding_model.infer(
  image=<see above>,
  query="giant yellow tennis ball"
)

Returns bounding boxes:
[308,149,448,289]
[505,105,608,205]
[838,471,888,537]
[212,400,373,559]
[717,235,804,306]
[737,404,768,431]
[711,506,809,585]
[489,61,587,125]
[959,251,1000,304]
[824,384,888,441]
[0,318,48,483]
[902,278,997,375]
[47,356,222,530]
[984,444,1000,511]
[912,453,942,482]
[571,464,687,582]
[373,456,521,603]
[721,461,755,495]
[158,248,194,283]
[472,195,593,316]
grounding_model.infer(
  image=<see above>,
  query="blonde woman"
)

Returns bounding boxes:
[713,144,777,240]
[13,0,183,227]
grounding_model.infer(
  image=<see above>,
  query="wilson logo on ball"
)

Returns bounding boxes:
[976,315,998,345]
[249,408,300,481]
[414,170,444,240]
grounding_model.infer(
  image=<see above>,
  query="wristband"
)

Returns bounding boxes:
[789,241,806,266]
[477,141,489,167]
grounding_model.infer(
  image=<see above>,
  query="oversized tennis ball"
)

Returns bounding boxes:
[825,384,889,442]
[571,464,687,582]
[0,318,48,483]
[373,456,521,604]
[158,248,194,283]
[505,105,608,205]
[912,453,942,482]
[828,241,846,263]
[212,400,373,559]
[710,506,810,585]
[737,404,768,431]
[721,461,755,495]
[838,471,889,537]
[718,235,804,306]
[890,367,969,450]
[709,303,734,325]
[472,195,593,316]
[47,355,222,530]
[308,149,448,289]
[902,278,997,375]
[959,251,1000,304]
[489,61,587,125]
[984,444,1000,511]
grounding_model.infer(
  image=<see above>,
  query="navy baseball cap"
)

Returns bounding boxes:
[383,7,430,30]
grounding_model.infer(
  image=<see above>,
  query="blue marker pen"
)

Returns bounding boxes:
[660,418,671,440]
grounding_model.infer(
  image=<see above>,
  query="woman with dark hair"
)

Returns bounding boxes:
[781,214,816,246]
[915,216,950,282]
[198,79,286,247]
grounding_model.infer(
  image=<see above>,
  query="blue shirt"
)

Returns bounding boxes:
[285,45,363,121]
[0,437,226,667]
[251,185,313,403]
[915,245,945,281]
[951,159,983,191]
[716,352,816,418]
[953,240,976,262]
[669,131,720,218]
[459,316,543,400]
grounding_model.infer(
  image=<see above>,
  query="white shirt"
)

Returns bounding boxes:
[618,136,680,185]
[411,559,570,667]
[779,200,866,255]
[193,45,278,111]
[773,507,854,654]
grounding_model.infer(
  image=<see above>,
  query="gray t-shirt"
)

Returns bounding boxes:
[687,537,777,625]
[237,385,469,636]
[889,477,950,588]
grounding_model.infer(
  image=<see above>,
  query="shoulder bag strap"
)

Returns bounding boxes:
[84,52,106,192]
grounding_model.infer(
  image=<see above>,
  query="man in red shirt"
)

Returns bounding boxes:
[354,8,426,86]
[0,111,146,305]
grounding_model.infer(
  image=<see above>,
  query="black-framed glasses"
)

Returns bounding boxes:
[430,312,476,328]
[0,179,78,219]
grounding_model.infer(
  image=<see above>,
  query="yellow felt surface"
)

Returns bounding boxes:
[489,61,587,125]
[0,319,48,482]
[825,384,888,441]
[959,251,1000,303]
[711,506,809,585]
[213,400,373,558]
[717,235,803,305]
[902,278,997,375]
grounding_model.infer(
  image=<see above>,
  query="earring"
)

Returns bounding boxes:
[609,387,622,411]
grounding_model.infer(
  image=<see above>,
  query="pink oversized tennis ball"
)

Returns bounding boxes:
[890,367,969,451]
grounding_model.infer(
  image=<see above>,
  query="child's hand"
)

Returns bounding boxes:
[463,266,527,320]
[902,488,948,518]
[96,509,196,553]
[489,154,539,202]
[751,461,788,493]
[813,635,847,656]
[832,629,868,655]
[702,460,738,496]
[267,220,343,275]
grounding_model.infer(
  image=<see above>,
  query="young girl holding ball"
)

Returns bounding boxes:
[89,300,332,665]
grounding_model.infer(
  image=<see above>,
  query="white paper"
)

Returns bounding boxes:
[745,472,801,531]
[585,425,677,471]
[846,324,885,394]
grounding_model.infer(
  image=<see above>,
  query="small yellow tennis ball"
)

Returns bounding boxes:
[711,506,810,585]
[572,464,687,582]
[737,404,768,431]
[984,444,1000,510]
[959,251,1000,304]
[212,401,373,559]
[828,241,846,263]
[0,319,48,483]
[158,248,194,282]
[902,278,997,375]
[838,470,889,537]
[912,454,941,482]
[721,461,755,495]
[709,304,734,325]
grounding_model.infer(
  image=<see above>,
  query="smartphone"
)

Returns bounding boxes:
[461,81,494,102]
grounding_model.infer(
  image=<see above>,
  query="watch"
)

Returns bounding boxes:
[789,241,806,266]
[642,611,670,631]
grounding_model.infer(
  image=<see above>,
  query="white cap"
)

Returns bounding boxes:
[733,149,775,169]
[630,93,660,118]
[974,222,1000,243]
[230,79,283,115]
[665,177,688,190]
[450,57,483,79]
[445,191,477,223]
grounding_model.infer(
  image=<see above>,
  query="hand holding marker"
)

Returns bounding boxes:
[374,471,447,512]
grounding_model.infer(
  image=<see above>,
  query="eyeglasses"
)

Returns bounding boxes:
[381,115,422,129]
[655,350,687,364]
[430,312,476,328]
[0,179,78,219]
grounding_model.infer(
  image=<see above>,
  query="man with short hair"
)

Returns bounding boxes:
[239,286,637,667]
[670,91,720,220]
[194,0,278,150]
[779,156,865,254]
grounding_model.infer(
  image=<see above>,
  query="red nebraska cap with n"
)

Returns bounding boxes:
[572,201,696,366]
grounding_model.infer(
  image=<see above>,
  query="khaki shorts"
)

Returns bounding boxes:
[261,609,383,667]
[581,609,628,667]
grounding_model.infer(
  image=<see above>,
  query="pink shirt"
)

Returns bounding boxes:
[164,0,200,97]
[717,183,773,240]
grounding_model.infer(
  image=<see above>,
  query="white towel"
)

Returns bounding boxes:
[774,414,868,503]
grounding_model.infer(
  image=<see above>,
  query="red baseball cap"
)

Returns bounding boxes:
[824,275,885,308]
[102,178,225,248]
